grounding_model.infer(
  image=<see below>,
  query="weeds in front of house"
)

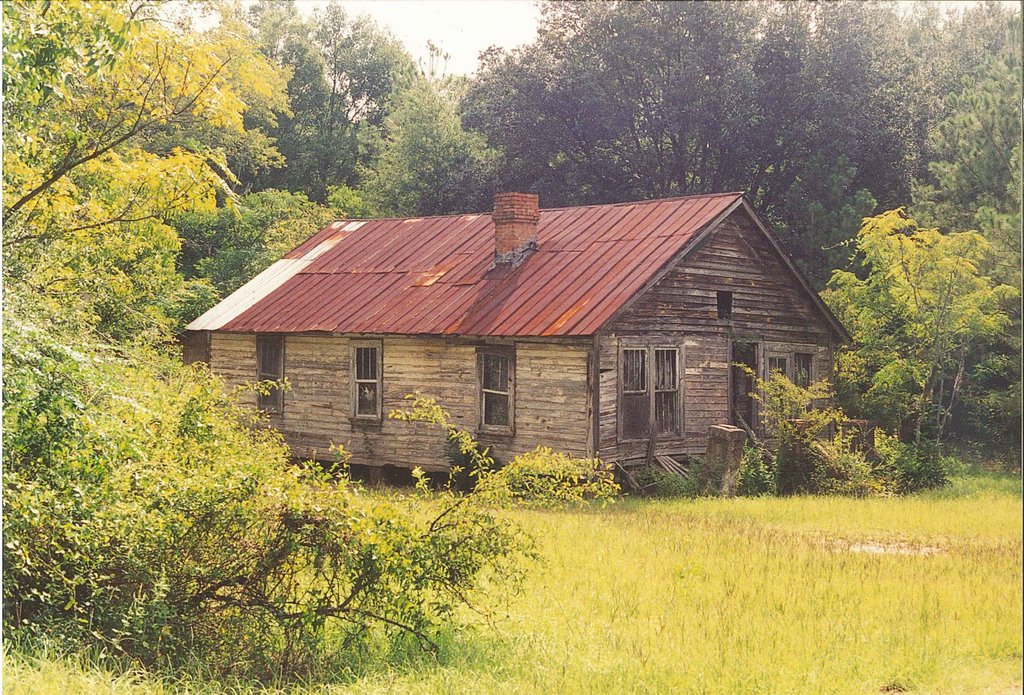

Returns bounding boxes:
[6,466,1021,694]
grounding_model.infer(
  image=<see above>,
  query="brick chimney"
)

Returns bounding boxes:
[492,192,539,267]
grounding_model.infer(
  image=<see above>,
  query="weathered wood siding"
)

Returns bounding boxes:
[599,207,836,463]
[209,333,591,469]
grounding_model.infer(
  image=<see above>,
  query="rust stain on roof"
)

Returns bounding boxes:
[194,193,745,337]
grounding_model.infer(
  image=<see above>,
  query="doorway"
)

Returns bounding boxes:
[730,341,758,432]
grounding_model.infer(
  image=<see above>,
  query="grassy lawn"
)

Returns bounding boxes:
[5,468,1021,694]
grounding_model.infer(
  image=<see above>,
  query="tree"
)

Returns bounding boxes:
[911,16,1022,288]
[461,2,1019,287]
[1,0,289,339]
[362,76,497,216]
[823,210,1017,445]
[245,0,416,202]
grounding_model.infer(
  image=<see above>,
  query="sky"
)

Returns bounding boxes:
[296,1,542,76]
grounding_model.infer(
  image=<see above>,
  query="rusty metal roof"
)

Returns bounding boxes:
[188,193,747,336]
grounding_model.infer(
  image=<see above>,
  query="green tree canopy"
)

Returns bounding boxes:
[823,210,1017,444]
[244,0,416,202]
[362,76,497,216]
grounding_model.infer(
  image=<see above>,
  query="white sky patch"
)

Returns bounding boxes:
[295,0,542,76]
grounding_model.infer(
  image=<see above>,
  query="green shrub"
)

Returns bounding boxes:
[811,443,889,497]
[738,445,776,497]
[475,447,619,507]
[2,323,531,680]
[874,431,950,493]
[631,466,698,498]
[391,394,618,506]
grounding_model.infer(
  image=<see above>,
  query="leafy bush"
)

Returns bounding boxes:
[391,394,619,506]
[2,323,531,679]
[631,466,697,498]
[476,447,619,507]
[811,443,889,497]
[874,431,950,493]
[738,446,776,497]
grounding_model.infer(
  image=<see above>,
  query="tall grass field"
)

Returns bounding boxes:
[4,469,1021,694]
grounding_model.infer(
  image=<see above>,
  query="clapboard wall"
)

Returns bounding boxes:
[210,334,592,469]
[597,207,836,463]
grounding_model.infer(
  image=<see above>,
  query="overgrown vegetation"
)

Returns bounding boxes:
[391,394,620,507]
[6,467,1022,693]
[640,367,963,501]
[2,0,1020,690]
[2,324,532,680]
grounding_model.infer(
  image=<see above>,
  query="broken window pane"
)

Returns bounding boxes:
[356,382,378,416]
[654,348,679,434]
[482,353,509,392]
[622,392,650,440]
[256,335,284,413]
[623,349,647,392]
[355,346,377,380]
[769,357,788,378]
[655,391,678,434]
[654,349,676,390]
[794,353,813,388]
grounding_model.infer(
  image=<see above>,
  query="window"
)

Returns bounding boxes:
[768,356,788,378]
[256,335,284,413]
[352,341,382,419]
[620,345,681,440]
[621,348,650,440]
[654,349,679,434]
[479,348,514,430]
[717,290,733,319]
[794,352,813,388]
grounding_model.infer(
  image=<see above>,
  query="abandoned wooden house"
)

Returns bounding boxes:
[184,191,849,472]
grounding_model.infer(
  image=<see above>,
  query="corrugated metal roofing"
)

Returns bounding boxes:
[188,193,745,336]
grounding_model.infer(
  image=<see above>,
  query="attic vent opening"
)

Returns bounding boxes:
[717,290,733,320]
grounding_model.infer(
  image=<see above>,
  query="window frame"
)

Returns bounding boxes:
[350,339,384,421]
[477,345,515,434]
[618,342,683,442]
[653,347,681,435]
[255,334,285,414]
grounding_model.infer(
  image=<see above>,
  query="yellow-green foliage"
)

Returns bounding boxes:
[2,0,290,339]
[2,324,531,679]
[823,209,1018,441]
[747,365,841,441]
[390,394,618,506]
[5,471,1021,693]
[476,447,619,508]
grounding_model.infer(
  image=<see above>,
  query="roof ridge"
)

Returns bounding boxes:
[327,191,745,225]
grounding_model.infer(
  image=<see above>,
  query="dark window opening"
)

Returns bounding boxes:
[794,353,813,388]
[730,341,758,429]
[717,290,733,319]
[256,335,284,413]
[480,350,513,429]
[622,348,649,440]
[768,356,788,378]
[621,346,681,440]
[654,348,679,434]
[353,343,382,418]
